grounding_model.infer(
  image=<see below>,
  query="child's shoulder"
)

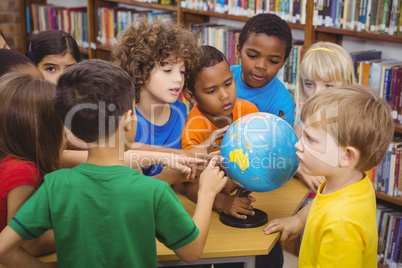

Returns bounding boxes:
[235,98,259,112]
[0,156,38,175]
[230,64,241,74]
[171,99,187,114]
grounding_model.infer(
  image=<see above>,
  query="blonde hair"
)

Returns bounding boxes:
[295,42,356,124]
[300,84,394,172]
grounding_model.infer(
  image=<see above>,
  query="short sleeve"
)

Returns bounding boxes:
[8,183,52,240]
[1,159,40,199]
[154,185,199,250]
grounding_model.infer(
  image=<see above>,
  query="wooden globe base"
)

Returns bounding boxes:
[219,208,268,228]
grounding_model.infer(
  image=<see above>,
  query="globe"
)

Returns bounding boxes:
[221,112,299,193]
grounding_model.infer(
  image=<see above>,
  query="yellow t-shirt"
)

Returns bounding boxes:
[299,173,378,268]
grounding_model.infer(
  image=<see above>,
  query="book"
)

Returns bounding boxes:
[349,50,382,80]
[369,59,398,95]
[380,63,402,101]
[390,66,402,122]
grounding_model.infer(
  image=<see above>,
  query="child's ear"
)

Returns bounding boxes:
[339,146,360,168]
[236,44,241,59]
[183,89,197,105]
[123,109,134,132]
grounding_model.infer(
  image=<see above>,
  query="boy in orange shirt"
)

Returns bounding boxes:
[181,45,259,221]
[182,45,259,152]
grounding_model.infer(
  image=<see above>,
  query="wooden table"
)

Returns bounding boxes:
[39,178,308,267]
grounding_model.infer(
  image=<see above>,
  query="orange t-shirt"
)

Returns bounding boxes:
[181,99,259,151]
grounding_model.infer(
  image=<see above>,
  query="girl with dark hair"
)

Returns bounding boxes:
[27,30,81,84]
[0,72,67,256]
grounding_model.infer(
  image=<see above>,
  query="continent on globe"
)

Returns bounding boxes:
[221,112,299,193]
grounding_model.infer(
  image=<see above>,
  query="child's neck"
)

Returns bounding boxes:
[86,141,126,166]
[321,168,364,194]
[136,97,171,126]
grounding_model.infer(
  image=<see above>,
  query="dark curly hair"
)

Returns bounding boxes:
[238,13,293,61]
[111,21,201,103]
[187,45,227,93]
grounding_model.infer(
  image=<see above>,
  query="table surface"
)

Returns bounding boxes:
[39,178,308,263]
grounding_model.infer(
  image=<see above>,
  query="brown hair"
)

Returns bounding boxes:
[0,73,63,178]
[111,21,201,103]
[301,84,394,172]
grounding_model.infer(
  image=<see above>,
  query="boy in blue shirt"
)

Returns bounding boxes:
[231,13,295,127]
[0,59,228,267]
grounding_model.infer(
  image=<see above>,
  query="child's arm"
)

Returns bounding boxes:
[173,156,227,263]
[263,201,312,244]
[183,180,256,220]
[0,226,55,267]
[7,186,55,256]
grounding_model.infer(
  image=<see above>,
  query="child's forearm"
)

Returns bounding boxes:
[22,230,55,257]
[295,201,312,226]
[0,226,52,268]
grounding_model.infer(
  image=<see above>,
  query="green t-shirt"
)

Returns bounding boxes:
[9,163,199,268]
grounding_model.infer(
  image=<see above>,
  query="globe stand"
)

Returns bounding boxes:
[219,186,268,228]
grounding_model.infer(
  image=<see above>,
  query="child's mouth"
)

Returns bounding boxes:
[222,103,232,111]
[251,74,265,81]
[169,88,181,95]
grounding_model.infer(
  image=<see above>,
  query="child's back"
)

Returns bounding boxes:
[231,13,295,126]
[18,163,194,267]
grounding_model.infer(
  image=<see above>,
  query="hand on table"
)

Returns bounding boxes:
[263,216,304,246]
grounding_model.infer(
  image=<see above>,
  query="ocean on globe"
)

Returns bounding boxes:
[221,112,299,192]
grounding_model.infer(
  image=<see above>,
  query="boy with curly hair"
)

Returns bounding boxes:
[264,85,394,267]
[0,59,228,267]
[112,21,203,184]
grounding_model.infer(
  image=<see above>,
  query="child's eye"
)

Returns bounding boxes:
[270,60,280,64]
[163,69,172,73]
[180,70,186,75]
[207,89,216,94]
[46,67,56,72]
[224,82,232,87]
[246,54,256,59]
[304,81,314,88]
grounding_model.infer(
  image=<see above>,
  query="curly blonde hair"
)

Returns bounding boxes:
[111,21,201,103]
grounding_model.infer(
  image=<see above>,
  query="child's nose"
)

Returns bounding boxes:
[255,59,267,71]
[295,139,303,152]
[219,88,229,100]
[175,70,184,83]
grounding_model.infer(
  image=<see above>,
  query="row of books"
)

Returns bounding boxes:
[377,205,402,267]
[182,0,308,24]
[352,50,402,123]
[28,4,88,49]
[314,0,402,36]
[373,138,402,197]
[97,7,176,46]
[190,22,303,93]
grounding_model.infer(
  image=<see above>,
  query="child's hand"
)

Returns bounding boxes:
[196,126,229,154]
[198,156,228,196]
[295,166,325,193]
[220,195,256,220]
[264,216,304,245]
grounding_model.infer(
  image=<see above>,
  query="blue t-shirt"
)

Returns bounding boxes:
[230,65,295,127]
[134,100,187,176]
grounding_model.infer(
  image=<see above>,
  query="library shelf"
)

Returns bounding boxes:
[312,27,402,44]
[376,191,402,207]
[395,123,402,134]
[180,8,305,29]
[99,0,177,11]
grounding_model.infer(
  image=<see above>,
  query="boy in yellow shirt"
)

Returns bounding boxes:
[264,85,394,267]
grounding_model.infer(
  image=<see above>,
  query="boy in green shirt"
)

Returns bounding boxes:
[0,59,227,267]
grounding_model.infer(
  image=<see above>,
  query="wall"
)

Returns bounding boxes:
[0,0,23,52]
